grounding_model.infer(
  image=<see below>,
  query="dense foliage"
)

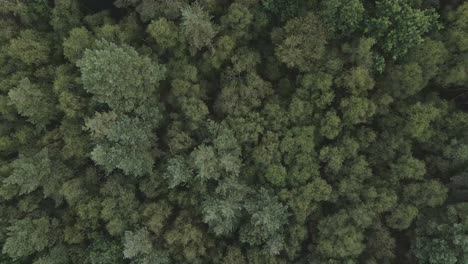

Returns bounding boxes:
[0,0,467,263]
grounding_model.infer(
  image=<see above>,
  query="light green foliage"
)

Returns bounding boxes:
[4,148,71,202]
[275,12,327,72]
[253,131,281,167]
[63,27,94,63]
[8,78,57,127]
[209,35,236,69]
[240,189,289,254]
[366,0,439,59]
[294,73,335,117]
[320,110,342,139]
[340,96,376,125]
[285,178,332,223]
[317,212,365,258]
[439,2,468,87]
[123,228,153,259]
[147,18,179,50]
[220,3,254,41]
[280,126,320,185]
[345,38,377,68]
[403,180,447,208]
[78,40,166,112]
[142,201,172,235]
[403,102,441,141]
[8,30,50,65]
[390,155,426,180]
[224,113,264,145]
[179,97,209,129]
[340,67,375,95]
[216,73,273,116]
[181,3,217,54]
[2,217,51,259]
[164,156,193,188]
[230,48,261,75]
[100,177,140,236]
[446,3,468,52]
[191,123,242,181]
[202,179,248,236]
[191,145,220,181]
[265,165,287,186]
[86,114,156,177]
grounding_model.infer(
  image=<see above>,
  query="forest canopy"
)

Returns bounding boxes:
[0,0,467,263]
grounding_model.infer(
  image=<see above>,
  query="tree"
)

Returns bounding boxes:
[88,238,125,264]
[319,110,342,140]
[0,1,467,263]
[99,176,140,236]
[339,67,375,96]
[403,180,447,208]
[77,40,166,112]
[382,63,425,99]
[317,212,365,259]
[274,12,327,72]
[412,203,468,264]
[402,102,441,141]
[8,78,57,127]
[142,201,173,235]
[7,30,50,66]
[437,2,468,88]
[264,165,286,187]
[240,189,289,255]
[284,178,332,223]
[123,228,153,259]
[261,0,307,21]
[220,3,254,41]
[191,123,242,181]
[2,217,52,259]
[147,18,179,50]
[386,205,419,230]
[85,113,156,177]
[366,0,439,59]
[3,148,72,203]
[164,211,210,262]
[63,27,94,63]
[33,245,70,264]
[163,156,194,188]
[120,0,189,22]
[50,0,82,37]
[181,3,217,54]
[320,0,364,36]
[216,73,273,116]
[390,155,426,181]
[201,178,251,237]
[280,126,320,185]
[340,96,376,125]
